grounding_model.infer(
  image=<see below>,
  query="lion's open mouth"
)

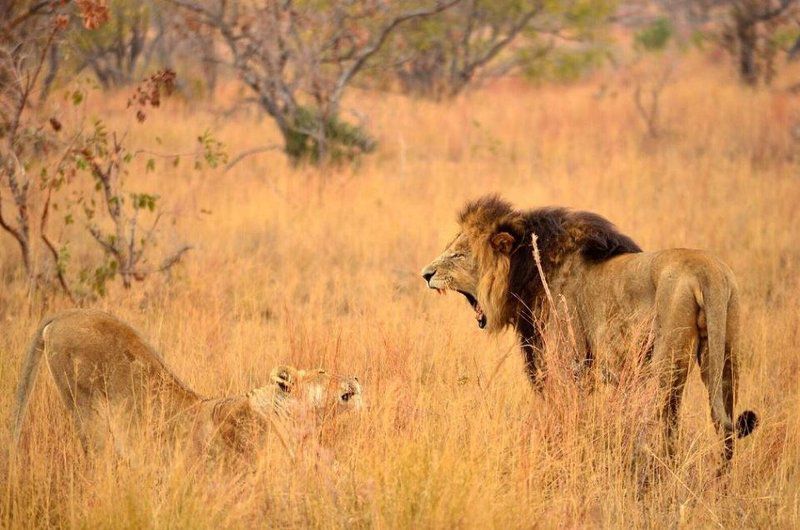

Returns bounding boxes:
[457,290,486,329]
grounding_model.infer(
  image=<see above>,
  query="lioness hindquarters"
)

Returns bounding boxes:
[15,310,201,454]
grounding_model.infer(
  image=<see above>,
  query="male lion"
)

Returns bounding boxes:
[421,195,757,465]
[13,309,363,459]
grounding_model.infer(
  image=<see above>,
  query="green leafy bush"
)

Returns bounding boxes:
[285,106,376,164]
[635,18,673,53]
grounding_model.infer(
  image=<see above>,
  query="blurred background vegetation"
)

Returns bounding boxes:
[3,0,800,298]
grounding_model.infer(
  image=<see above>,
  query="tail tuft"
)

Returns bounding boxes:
[736,410,758,438]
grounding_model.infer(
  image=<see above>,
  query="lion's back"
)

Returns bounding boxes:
[647,248,737,297]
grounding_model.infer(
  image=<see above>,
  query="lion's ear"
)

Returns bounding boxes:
[270,365,296,393]
[490,232,515,254]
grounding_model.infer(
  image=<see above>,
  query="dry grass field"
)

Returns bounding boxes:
[1,59,799,528]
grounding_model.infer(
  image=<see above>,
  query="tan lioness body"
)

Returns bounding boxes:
[13,309,363,458]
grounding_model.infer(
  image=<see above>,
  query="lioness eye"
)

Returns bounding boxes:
[341,392,352,402]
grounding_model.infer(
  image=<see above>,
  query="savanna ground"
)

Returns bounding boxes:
[1,56,799,528]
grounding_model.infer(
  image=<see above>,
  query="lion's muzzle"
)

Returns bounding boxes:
[421,266,436,286]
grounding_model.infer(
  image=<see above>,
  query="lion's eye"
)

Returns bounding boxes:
[451,253,465,259]
[341,392,353,402]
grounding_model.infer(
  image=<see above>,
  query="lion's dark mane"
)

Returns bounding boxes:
[509,205,642,308]
[460,196,641,382]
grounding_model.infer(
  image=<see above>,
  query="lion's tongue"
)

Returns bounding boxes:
[475,303,486,329]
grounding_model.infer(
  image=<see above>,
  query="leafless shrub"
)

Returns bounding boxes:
[172,0,458,164]
[633,64,674,139]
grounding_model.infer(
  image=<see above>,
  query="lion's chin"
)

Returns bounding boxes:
[457,290,487,329]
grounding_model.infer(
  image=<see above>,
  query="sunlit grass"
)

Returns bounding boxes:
[1,58,799,528]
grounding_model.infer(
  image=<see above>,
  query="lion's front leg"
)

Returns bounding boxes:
[522,344,545,389]
[517,321,545,389]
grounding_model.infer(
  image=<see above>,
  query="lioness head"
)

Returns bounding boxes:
[261,365,363,419]
[421,195,524,332]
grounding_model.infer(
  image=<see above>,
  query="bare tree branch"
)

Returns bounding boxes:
[455,4,543,92]
[157,244,192,272]
[0,191,29,269]
[224,144,282,173]
[40,189,75,303]
[330,0,461,109]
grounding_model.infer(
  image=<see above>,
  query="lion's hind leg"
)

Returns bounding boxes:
[657,352,691,464]
[651,281,700,465]
[697,346,735,467]
[45,353,119,456]
[45,361,95,452]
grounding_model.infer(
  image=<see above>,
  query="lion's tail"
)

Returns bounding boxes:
[701,278,758,445]
[736,410,758,438]
[12,317,53,446]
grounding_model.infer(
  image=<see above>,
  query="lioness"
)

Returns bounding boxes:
[13,309,363,459]
[421,195,757,466]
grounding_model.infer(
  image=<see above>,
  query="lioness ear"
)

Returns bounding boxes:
[270,365,296,393]
[490,232,515,254]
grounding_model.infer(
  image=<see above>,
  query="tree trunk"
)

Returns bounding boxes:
[39,44,60,103]
[737,17,759,85]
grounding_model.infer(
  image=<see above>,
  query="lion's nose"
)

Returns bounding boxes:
[422,268,436,284]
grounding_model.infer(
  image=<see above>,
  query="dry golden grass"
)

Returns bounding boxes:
[1,60,799,528]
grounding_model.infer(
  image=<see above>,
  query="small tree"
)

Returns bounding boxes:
[0,1,109,296]
[631,17,675,139]
[69,0,165,88]
[173,0,458,164]
[724,0,798,85]
[55,71,226,297]
[0,1,221,299]
[385,0,616,98]
[63,73,176,293]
